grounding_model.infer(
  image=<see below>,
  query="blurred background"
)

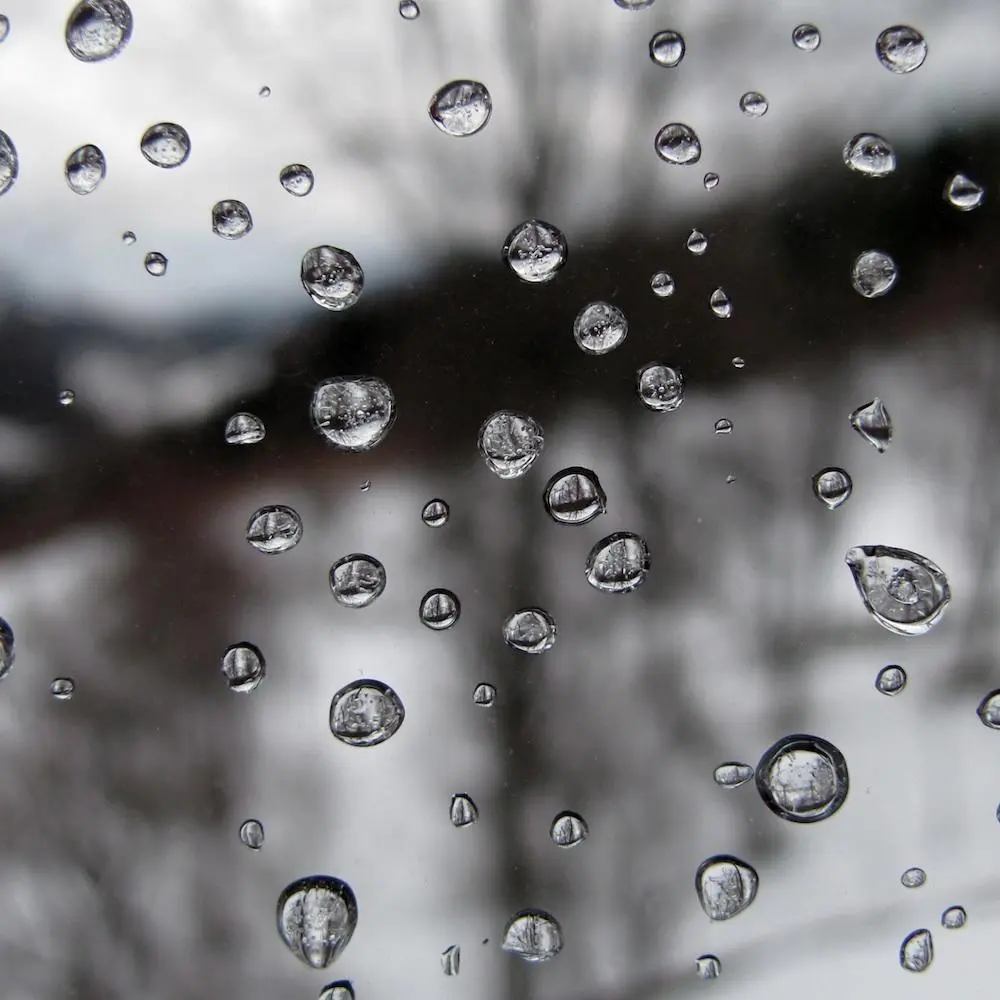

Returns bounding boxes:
[0,0,999,997]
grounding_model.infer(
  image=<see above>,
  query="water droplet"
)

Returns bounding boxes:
[550,811,588,847]
[543,467,607,525]
[877,25,927,74]
[419,589,460,630]
[65,143,106,195]
[713,762,754,789]
[875,664,907,696]
[614,0,655,8]
[359,479,371,492]
[977,689,1000,729]
[329,679,404,747]
[0,15,9,43]
[280,163,314,197]
[901,867,926,888]
[300,246,364,310]
[636,362,684,412]
[812,467,852,509]
[650,271,675,297]
[695,955,721,980]
[899,928,933,972]
[473,683,496,707]
[65,0,132,61]
[399,0,420,18]
[792,23,821,51]
[502,607,558,654]
[585,532,650,594]
[121,230,136,245]
[0,130,17,197]
[211,199,253,240]
[695,855,759,921]
[318,981,354,1000]
[429,80,492,137]
[311,376,395,451]
[846,545,950,636]
[221,641,265,693]
[649,30,685,67]
[224,412,265,445]
[276,875,358,968]
[849,397,892,452]
[0,616,14,680]
[478,410,544,479]
[450,793,478,828]
[144,251,167,277]
[501,910,563,962]
[709,287,732,318]
[654,123,701,165]
[686,229,707,254]
[703,172,720,191]
[502,220,568,283]
[573,301,628,355]
[246,504,303,554]
[739,92,768,117]
[441,944,461,976]
[732,356,745,369]
[852,250,897,298]
[944,172,984,211]
[421,498,450,527]
[714,418,733,435]
[140,122,191,168]
[239,818,265,850]
[941,906,966,930]
[50,677,75,700]
[329,554,386,609]
[58,389,76,407]
[843,133,896,177]
[755,733,849,823]
[725,473,737,484]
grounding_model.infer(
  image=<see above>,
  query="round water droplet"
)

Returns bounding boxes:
[695,955,721,980]
[714,418,733,435]
[276,875,358,969]
[330,679,404,747]
[58,389,76,407]
[301,246,364,311]
[649,30,685,67]
[450,793,478,828]
[502,219,568,283]
[876,25,927,74]
[258,85,271,98]
[144,251,167,276]
[319,981,355,1000]
[140,122,191,168]
[50,677,75,700]
[429,80,492,137]
[875,664,907,696]
[944,172,984,211]
[441,945,461,976]
[65,143,106,195]
[755,734,848,823]
[585,531,650,594]
[709,287,732,318]
[848,397,891,452]
[550,811,588,847]
[941,906,966,930]
[725,473,737,485]
[473,682,496,707]
[901,867,926,888]
[121,230,136,246]
[421,498,450,527]
[703,172,719,191]
[246,504,303,554]
[65,0,132,62]
[695,855,759,921]
[478,410,544,479]
[359,479,371,492]
[852,250,897,298]
[654,123,701,165]
[221,641,265,693]
[211,199,253,240]
[637,362,684,412]
[739,91,768,117]
[812,467,852,509]
[0,616,14,681]
[713,762,754,789]
[0,129,17,198]
[686,229,707,254]
[239,818,265,850]
[329,554,386,609]
[843,133,896,177]
[311,376,395,451]
[224,412,265,445]
[419,589,460,630]
[502,607,557,654]
[792,23,821,51]
[0,15,9,43]
[732,356,745,369]
[977,689,1000,729]
[280,163,314,197]
[399,0,420,18]
[846,545,950,636]
[573,301,628,355]
[900,928,933,972]
[501,910,563,962]
[650,271,674,297]
[543,467,606,525]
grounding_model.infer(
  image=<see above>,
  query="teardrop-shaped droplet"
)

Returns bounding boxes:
[398,0,420,18]
[246,505,303,554]
[429,80,492,137]
[550,811,588,848]
[649,30,685,67]
[329,554,386,609]
[875,664,907,696]
[140,122,191,168]
[852,250,897,298]
[225,412,265,445]
[318,982,354,1000]
[845,545,950,636]
[301,246,364,310]
[421,498,450,527]
[221,641,265,693]
[703,172,720,190]
[739,91,768,117]
[211,199,253,239]
[695,855,759,921]
[944,172,984,211]
[65,0,132,62]
[502,220,568,283]
[843,133,896,177]
[473,682,496,707]
[311,376,395,451]
[901,867,926,888]
[876,25,927,74]
[501,909,563,962]
[636,362,683,412]
[280,163,315,196]
[812,467,852,509]
[713,762,754,789]
[543,467,606,525]
[899,928,933,972]
[686,229,707,254]
[239,818,265,850]
[65,143,106,195]
[655,123,701,165]
[709,287,732,318]
[755,733,849,823]
[941,906,966,929]
[329,679,404,747]
[585,531,650,594]
[276,875,358,969]
[0,130,17,197]
[50,677,75,700]
[650,271,674,297]
[792,24,821,51]
[573,301,628,354]
[502,607,557,654]
[695,955,721,980]
[478,410,544,479]
[0,616,15,681]
[450,793,478,828]
[441,944,461,976]
[976,689,1000,729]
[849,397,892,452]
[144,251,167,276]
[419,589,460,630]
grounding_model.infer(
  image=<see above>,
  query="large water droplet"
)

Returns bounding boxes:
[944,172,984,211]
[419,589,460,630]
[852,250,897,298]
[301,246,364,310]
[843,134,896,177]
[211,199,253,239]
[901,867,926,889]
[709,287,732,318]
[502,220,568,283]
[792,23,821,51]
[875,664,907,696]
[65,144,106,195]
[573,301,628,354]
[655,123,701,165]
[501,910,563,962]
[311,376,395,450]
[899,928,933,972]
[845,545,950,636]
[585,532,650,594]
[478,410,544,479]
[941,906,966,929]
[876,26,927,74]
[0,15,9,43]
[755,734,849,823]
[649,30,685,67]
[441,944,461,976]
[429,80,492,137]
[144,251,167,277]
[225,412,266,445]
[739,91,768,117]
[636,362,683,412]
[812,467,852,509]
[713,762,754,789]
[849,397,892,452]
[246,505,303,554]
[473,683,496,707]
[543,467,606,525]
[140,122,191,168]
[976,689,1000,729]
[695,955,721,980]
[0,130,17,197]
[686,229,707,254]
[276,875,358,969]
[329,554,386,609]
[319,981,354,1000]
[450,793,478,828]
[421,498,450,527]
[50,677,75,700]
[695,855,759,921]
[239,818,264,850]
[329,679,404,747]
[399,0,420,18]
[0,616,14,680]
[650,271,674,297]
[221,641,265,693]
[502,607,557,654]
[65,0,132,61]
[280,163,315,197]
[550,811,588,847]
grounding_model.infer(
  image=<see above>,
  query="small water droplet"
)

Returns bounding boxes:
[695,855,759,921]
[792,23,821,51]
[875,664,907,696]
[441,944,461,976]
[0,130,17,197]
[725,473,736,484]
[478,410,544,479]
[450,794,478,828]
[419,589,461,630]
[944,172,984,211]
[65,0,132,61]
[573,301,628,354]
[755,733,849,823]
[649,30,685,67]
[0,616,14,680]
[121,230,136,245]
[852,250,897,298]
[318,981,354,1000]
[473,683,496,707]
[211,199,253,239]
[65,143,106,195]
[686,229,707,254]
[429,80,492,137]
[421,498,450,527]
[713,762,754,789]
[614,0,656,8]
[502,607,557,654]
[50,677,75,700]
[301,246,364,310]
[739,91,768,117]
[359,479,371,492]
[258,85,271,98]
[849,397,892,452]
[843,133,896,177]
[585,531,650,594]
[695,955,721,980]
[276,875,358,968]
[0,15,9,43]
[280,163,315,197]
[502,220,568,283]
[899,928,933,972]
[877,25,927,74]
[846,545,950,636]
[246,505,303,554]
[636,362,684,412]
[399,0,420,18]
[941,906,966,930]
[224,412,265,445]
[543,467,606,525]
[709,287,732,318]
[239,818,265,850]
[732,356,745,369]
[311,376,395,450]
[650,271,675,297]
[501,910,563,962]
[58,389,76,407]
[901,867,926,889]
[714,418,733,435]
[144,251,167,276]
[703,171,720,190]
[140,122,191,168]
[221,642,265,693]
[329,679,404,747]
[812,467,852,509]
[550,811,588,848]
[977,689,1000,729]
[655,123,701,165]
[329,554,386,609]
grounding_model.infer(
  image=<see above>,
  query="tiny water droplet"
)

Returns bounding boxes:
[899,928,933,972]
[792,23,821,51]
[755,733,849,823]
[501,910,563,962]
[941,906,966,930]
[877,25,927,74]
[812,467,852,509]
[144,251,167,276]
[0,130,17,197]
[636,363,684,412]
[301,246,364,310]
[875,664,907,696]
[419,589,460,630]
[714,418,733,435]
[211,199,253,239]
[649,30,685,67]
[311,376,395,451]
[650,271,674,297]
[65,0,132,61]
[50,677,75,700]
[221,642,265,693]
[239,818,265,850]
[258,85,271,98]
[614,0,656,8]
[709,287,732,318]
[686,229,707,254]
[441,944,461,976]
[852,250,897,298]
[585,531,650,594]
[140,122,191,168]
[450,794,478,828]
[695,955,721,980]
[732,356,745,369]
[543,467,606,525]
[573,301,628,354]
[502,607,557,654]
[976,689,1000,729]
[843,133,896,177]
[329,554,386,609]
[695,855,759,921]
[550,811,588,847]
[944,172,984,211]
[0,15,9,43]
[121,230,136,245]
[849,397,891,452]
[725,473,736,484]
[421,498,450,527]
[901,867,926,888]
[280,163,315,196]
[246,505,302,554]
[330,679,404,747]
[703,172,719,190]
[65,144,106,195]
[225,412,265,445]
[0,616,14,680]
[58,389,76,407]
[359,479,371,492]
[713,762,754,789]
[502,220,568,283]
[429,80,492,137]
[276,875,358,968]
[739,91,768,117]
[318,982,354,1000]
[473,682,496,707]
[478,410,544,479]
[399,0,420,18]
